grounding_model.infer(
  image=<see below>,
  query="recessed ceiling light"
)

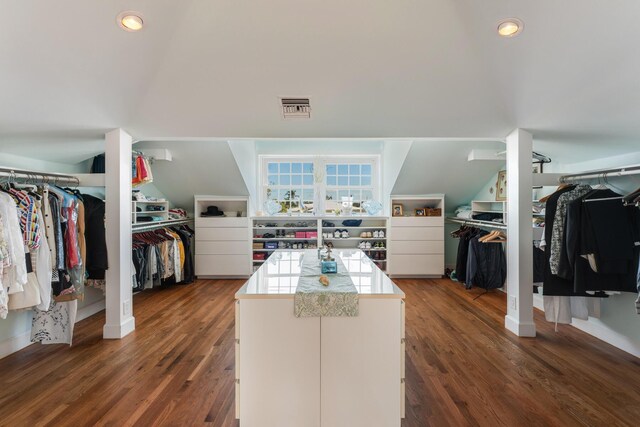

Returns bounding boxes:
[497,18,523,37]
[117,11,143,32]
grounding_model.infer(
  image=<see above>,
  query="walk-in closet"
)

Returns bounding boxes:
[1,1,640,426]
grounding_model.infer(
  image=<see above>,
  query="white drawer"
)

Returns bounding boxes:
[195,254,250,276]
[196,241,249,255]
[195,217,248,228]
[390,254,444,276]
[390,226,443,241]
[391,216,443,227]
[389,240,443,255]
[196,227,248,241]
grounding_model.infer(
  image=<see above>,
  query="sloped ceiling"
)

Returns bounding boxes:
[392,140,505,209]
[1,1,640,164]
[134,140,248,212]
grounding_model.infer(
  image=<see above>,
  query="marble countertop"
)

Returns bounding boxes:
[235,249,405,299]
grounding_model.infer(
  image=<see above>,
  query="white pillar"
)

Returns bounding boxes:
[504,129,536,337]
[103,128,135,339]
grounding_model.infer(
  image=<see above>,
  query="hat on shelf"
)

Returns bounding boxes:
[201,206,224,217]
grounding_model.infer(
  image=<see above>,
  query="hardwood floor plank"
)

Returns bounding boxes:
[0,278,639,426]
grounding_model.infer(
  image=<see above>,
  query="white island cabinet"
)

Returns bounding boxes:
[235,249,405,427]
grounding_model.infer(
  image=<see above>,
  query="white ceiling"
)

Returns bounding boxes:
[1,0,639,163]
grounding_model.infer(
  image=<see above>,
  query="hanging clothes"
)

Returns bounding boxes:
[132,153,153,188]
[465,231,507,290]
[131,225,194,291]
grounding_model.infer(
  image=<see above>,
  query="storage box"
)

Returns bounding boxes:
[425,208,442,217]
[253,242,264,249]
[253,253,266,260]
[305,231,318,239]
[265,241,279,249]
[295,231,306,238]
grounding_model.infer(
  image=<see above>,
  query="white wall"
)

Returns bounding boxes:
[134,141,249,214]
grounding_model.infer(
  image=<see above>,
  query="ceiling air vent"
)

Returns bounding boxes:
[280,97,311,119]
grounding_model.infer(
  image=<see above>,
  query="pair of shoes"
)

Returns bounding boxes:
[333,230,350,238]
[373,241,385,249]
[358,241,372,249]
[360,231,373,238]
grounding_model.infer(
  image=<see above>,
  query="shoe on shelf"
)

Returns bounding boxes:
[373,230,379,238]
[360,231,367,238]
[358,241,365,249]
[334,230,341,238]
[366,242,372,249]
[379,230,385,238]
[342,230,349,238]
[368,232,373,238]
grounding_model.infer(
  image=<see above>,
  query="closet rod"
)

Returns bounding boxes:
[132,218,193,233]
[447,217,507,230]
[559,164,640,183]
[0,166,79,185]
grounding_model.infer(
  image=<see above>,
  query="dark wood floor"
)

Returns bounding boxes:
[1,279,639,426]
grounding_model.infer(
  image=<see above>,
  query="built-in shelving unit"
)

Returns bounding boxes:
[251,216,388,272]
[388,194,445,277]
[131,200,169,224]
[194,195,251,278]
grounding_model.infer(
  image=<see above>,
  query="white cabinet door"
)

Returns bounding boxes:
[239,299,320,427]
[320,299,402,427]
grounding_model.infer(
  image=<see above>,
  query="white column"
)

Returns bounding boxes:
[504,129,536,337]
[103,128,135,339]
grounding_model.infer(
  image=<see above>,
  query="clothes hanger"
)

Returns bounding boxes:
[481,231,507,243]
[538,182,575,203]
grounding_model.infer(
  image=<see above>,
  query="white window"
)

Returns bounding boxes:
[323,160,376,214]
[263,158,315,214]
[260,156,379,215]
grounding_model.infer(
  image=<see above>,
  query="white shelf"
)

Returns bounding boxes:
[253,238,316,241]
[323,237,386,241]
[253,226,315,230]
[322,226,387,229]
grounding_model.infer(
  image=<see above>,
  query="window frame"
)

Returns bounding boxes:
[259,155,380,216]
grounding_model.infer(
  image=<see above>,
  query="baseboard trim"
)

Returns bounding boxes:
[505,315,536,337]
[1,298,106,360]
[103,316,136,339]
[569,318,640,359]
[0,330,33,360]
[77,299,106,322]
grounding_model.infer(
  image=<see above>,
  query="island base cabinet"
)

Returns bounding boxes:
[237,299,321,427]
[321,299,402,427]
[236,298,404,427]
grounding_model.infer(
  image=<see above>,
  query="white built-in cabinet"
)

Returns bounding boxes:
[194,196,251,277]
[388,194,445,277]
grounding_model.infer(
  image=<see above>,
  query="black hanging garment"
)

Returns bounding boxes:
[465,232,507,290]
[82,194,108,280]
[572,190,640,293]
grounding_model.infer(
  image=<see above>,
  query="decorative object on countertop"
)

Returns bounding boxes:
[264,199,282,215]
[362,199,382,216]
[415,208,426,216]
[392,203,403,216]
[319,275,330,286]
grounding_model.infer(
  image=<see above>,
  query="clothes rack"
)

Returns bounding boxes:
[559,164,640,183]
[132,218,193,233]
[447,217,507,230]
[0,166,80,186]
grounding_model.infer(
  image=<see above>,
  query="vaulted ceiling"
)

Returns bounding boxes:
[1,0,639,163]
